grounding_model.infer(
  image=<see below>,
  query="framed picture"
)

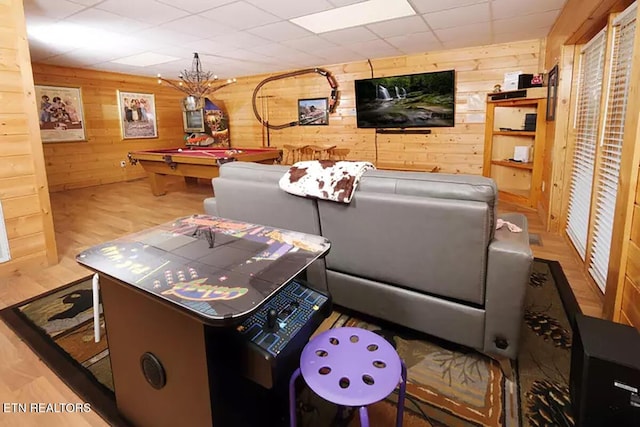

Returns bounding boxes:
[35,85,86,142]
[298,98,329,126]
[546,64,559,121]
[117,91,158,139]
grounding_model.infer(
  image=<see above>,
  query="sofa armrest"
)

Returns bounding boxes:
[203,197,218,216]
[483,213,533,359]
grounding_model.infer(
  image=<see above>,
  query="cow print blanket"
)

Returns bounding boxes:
[279,160,375,203]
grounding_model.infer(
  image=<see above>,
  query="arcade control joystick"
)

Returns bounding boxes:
[266,309,278,331]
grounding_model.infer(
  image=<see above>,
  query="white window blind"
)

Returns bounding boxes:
[589,4,637,292]
[566,29,607,260]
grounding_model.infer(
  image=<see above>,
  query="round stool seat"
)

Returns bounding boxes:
[300,327,402,407]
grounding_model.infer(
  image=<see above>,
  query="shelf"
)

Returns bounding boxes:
[493,131,535,137]
[491,160,533,170]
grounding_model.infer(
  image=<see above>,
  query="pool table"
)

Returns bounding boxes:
[128,147,282,196]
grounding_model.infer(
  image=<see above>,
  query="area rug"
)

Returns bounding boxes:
[0,259,580,426]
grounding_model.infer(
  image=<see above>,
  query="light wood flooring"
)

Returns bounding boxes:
[0,178,603,426]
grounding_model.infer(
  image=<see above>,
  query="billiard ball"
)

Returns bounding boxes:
[178,148,183,152]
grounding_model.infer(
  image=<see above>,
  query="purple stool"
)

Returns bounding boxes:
[289,327,407,427]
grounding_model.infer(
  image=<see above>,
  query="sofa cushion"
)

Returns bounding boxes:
[318,171,496,305]
[213,163,321,235]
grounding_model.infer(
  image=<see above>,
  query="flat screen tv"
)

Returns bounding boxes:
[354,69,455,128]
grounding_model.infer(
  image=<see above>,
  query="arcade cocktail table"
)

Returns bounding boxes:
[76,215,331,427]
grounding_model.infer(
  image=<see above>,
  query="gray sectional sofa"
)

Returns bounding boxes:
[203,162,533,362]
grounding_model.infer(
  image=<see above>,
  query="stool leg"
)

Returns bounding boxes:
[92,273,100,343]
[289,367,301,427]
[359,406,370,427]
[396,361,407,427]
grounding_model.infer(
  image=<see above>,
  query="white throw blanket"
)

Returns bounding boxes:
[279,160,375,203]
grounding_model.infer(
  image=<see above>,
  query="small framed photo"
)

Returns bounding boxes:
[117,91,158,139]
[546,65,559,121]
[298,98,329,126]
[35,85,86,142]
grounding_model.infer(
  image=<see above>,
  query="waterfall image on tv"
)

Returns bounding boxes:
[354,70,455,128]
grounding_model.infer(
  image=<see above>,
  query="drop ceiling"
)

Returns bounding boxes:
[24,0,567,79]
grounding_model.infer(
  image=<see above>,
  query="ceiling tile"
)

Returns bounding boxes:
[409,0,487,14]
[133,28,202,47]
[281,36,337,51]
[313,45,367,63]
[493,30,549,44]
[328,0,364,6]
[177,39,241,57]
[110,52,181,67]
[423,3,490,30]
[280,51,328,67]
[206,31,273,50]
[28,39,74,61]
[97,0,190,25]
[247,43,305,58]
[320,27,379,45]
[41,49,129,67]
[92,61,152,75]
[200,2,281,30]
[434,21,491,42]
[24,15,57,28]
[159,15,236,38]
[23,0,86,19]
[491,0,567,20]
[386,31,442,54]
[68,0,103,5]
[244,0,334,20]
[248,21,312,42]
[442,38,491,50]
[493,10,560,35]
[345,39,402,59]
[212,49,274,64]
[65,8,152,35]
[367,15,429,38]
[156,0,236,13]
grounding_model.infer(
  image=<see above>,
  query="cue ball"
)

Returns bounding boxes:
[178,148,183,152]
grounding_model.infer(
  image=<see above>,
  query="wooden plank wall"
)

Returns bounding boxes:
[30,65,187,192]
[621,179,640,327]
[545,0,640,329]
[0,0,57,277]
[31,40,542,188]
[543,0,634,233]
[219,39,543,174]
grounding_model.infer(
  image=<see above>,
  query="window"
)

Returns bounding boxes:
[566,29,607,260]
[589,4,637,292]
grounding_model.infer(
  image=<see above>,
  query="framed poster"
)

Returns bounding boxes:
[117,91,158,139]
[35,85,86,142]
[298,98,329,126]
[546,65,559,121]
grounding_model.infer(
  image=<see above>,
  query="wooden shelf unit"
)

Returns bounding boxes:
[483,95,546,208]
[490,160,534,170]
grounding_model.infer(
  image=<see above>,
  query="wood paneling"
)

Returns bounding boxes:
[543,0,640,331]
[31,64,188,193]
[544,0,633,233]
[213,39,543,174]
[0,0,57,277]
[32,40,542,184]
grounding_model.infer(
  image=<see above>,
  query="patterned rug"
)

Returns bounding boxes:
[0,259,579,426]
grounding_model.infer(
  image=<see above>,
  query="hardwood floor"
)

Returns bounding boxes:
[0,178,602,425]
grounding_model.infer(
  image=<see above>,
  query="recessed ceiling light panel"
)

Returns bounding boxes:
[290,0,416,34]
[110,52,180,67]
